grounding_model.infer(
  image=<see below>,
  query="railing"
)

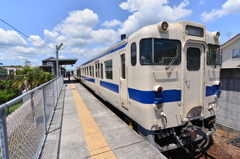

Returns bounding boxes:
[0,76,64,159]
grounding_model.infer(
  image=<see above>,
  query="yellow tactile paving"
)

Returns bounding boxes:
[71,83,116,159]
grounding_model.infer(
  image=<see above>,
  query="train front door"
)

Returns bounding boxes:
[119,53,128,110]
[183,44,204,119]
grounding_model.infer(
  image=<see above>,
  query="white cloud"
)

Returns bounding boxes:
[15,46,36,53]
[67,47,107,59]
[201,0,240,22]
[102,19,122,28]
[0,29,28,47]
[44,29,59,42]
[118,0,192,35]
[59,55,66,59]
[29,35,45,47]
[92,29,118,45]
[54,9,98,42]
[50,9,118,47]
[199,0,204,5]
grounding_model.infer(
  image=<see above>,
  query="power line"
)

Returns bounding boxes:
[0,18,50,48]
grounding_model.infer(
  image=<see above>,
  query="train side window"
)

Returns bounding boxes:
[89,66,91,76]
[105,60,113,79]
[101,63,103,79]
[121,54,126,79]
[92,66,94,77]
[98,63,100,78]
[87,67,89,76]
[131,43,137,66]
[140,39,152,64]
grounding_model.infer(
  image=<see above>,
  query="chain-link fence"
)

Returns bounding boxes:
[0,76,63,159]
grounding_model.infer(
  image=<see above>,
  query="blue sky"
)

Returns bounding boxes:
[0,0,240,67]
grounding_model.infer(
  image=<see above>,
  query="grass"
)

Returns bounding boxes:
[7,103,23,116]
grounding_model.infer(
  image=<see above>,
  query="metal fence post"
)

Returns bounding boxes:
[52,82,55,107]
[41,87,47,134]
[0,109,9,159]
[31,92,36,125]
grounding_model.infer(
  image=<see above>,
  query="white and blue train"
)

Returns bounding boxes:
[75,20,221,152]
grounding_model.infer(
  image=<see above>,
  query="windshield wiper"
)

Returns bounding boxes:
[165,46,180,70]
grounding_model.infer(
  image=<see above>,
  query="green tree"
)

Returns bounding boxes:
[13,66,54,91]
[0,79,17,114]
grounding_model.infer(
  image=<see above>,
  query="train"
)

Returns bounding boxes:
[74,20,221,152]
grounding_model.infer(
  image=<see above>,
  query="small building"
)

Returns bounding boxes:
[39,57,55,73]
[39,57,78,77]
[221,33,240,68]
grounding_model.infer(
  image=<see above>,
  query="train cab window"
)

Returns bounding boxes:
[207,44,221,65]
[140,38,181,65]
[154,39,181,65]
[105,60,113,79]
[140,39,152,64]
[131,43,137,66]
[101,63,103,79]
[187,47,200,71]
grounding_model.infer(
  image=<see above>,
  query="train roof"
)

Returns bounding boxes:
[81,38,128,66]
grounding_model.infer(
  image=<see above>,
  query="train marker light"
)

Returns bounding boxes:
[213,31,220,40]
[154,86,163,93]
[215,81,222,86]
[157,21,169,33]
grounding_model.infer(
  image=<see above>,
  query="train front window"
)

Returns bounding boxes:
[154,39,181,65]
[207,44,221,65]
[140,38,181,65]
[140,39,152,64]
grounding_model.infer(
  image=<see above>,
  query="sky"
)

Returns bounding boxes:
[0,0,240,67]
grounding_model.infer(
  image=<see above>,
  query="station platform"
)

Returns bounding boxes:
[40,78,166,159]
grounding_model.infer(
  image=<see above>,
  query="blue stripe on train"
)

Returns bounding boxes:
[206,85,221,97]
[81,76,95,83]
[128,88,181,104]
[80,76,220,103]
[100,81,119,93]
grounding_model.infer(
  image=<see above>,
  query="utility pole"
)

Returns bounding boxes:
[227,32,232,40]
[56,43,63,77]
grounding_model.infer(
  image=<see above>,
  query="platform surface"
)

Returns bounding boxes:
[40,78,166,159]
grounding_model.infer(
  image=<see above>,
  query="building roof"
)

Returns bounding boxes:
[221,33,240,49]
[45,58,78,65]
[42,57,55,62]
[41,57,78,65]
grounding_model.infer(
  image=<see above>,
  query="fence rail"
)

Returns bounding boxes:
[0,76,63,159]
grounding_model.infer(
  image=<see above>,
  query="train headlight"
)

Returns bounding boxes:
[213,31,220,40]
[157,21,169,33]
[215,81,222,86]
[154,86,163,93]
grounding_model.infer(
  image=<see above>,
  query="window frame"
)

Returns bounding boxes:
[104,59,113,80]
[139,38,181,65]
[232,49,240,59]
[131,42,137,66]
[187,47,201,71]
[207,44,221,65]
